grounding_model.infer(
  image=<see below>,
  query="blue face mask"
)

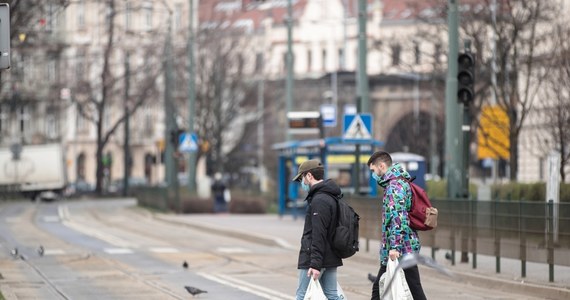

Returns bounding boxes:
[371,172,381,183]
[301,177,310,192]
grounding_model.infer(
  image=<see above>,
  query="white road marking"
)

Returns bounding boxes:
[103,248,133,254]
[149,247,179,253]
[198,272,294,300]
[44,249,66,255]
[42,216,60,222]
[58,205,138,249]
[216,247,251,254]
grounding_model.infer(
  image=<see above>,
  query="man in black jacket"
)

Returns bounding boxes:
[293,159,342,300]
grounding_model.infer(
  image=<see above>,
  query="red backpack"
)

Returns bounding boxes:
[393,177,438,231]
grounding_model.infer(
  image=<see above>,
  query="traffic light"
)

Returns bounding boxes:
[457,52,475,105]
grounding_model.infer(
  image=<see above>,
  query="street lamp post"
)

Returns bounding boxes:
[187,0,197,192]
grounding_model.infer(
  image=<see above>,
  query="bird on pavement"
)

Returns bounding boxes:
[367,273,377,283]
[182,261,188,269]
[10,248,18,257]
[37,245,45,256]
[184,286,207,296]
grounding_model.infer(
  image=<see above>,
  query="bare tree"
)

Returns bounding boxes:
[537,24,570,181]
[175,27,255,177]
[415,0,557,180]
[70,0,162,194]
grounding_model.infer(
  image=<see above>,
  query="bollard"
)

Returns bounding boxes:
[494,200,501,273]
[547,200,554,282]
[519,201,526,278]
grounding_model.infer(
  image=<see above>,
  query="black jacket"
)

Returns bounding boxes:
[297,179,343,270]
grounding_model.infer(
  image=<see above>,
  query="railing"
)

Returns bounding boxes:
[348,196,570,282]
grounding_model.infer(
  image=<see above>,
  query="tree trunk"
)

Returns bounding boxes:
[95,121,105,195]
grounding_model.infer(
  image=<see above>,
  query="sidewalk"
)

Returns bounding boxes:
[152,212,570,299]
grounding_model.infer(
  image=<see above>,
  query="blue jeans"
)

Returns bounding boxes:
[296,267,339,300]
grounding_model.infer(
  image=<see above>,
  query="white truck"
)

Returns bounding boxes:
[0,143,67,200]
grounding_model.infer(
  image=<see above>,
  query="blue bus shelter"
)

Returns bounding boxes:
[272,136,384,216]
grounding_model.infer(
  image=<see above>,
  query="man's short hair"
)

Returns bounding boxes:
[367,151,392,167]
[308,167,325,181]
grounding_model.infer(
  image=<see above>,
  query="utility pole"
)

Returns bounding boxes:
[122,52,130,197]
[285,0,293,141]
[164,11,178,197]
[445,0,462,199]
[187,0,197,191]
[354,0,369,195]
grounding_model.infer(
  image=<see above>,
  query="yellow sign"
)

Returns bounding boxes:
[477,106,510,159]
[295,155,371,165]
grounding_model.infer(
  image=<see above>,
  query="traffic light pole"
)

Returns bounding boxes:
[445,0,463,200]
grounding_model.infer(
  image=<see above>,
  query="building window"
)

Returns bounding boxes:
[0,104,6,133]
[307,50,312,72]
[143,105,153,134]
[105,3,113,27]
[414,42,421,65]
[322,49,327,71]
[338,48,344,70]
[19,105,30,135]
[434,43,442,64]
[76,51,85,81]
[391,44,401,66]
[143,1,153,30]
[78,0,86,29]
[175,3,183,31]
[255,53,263,73]
[46,107,58,139]
[47,58,56,82]
[77,104,87,131]
[125,2,132,31]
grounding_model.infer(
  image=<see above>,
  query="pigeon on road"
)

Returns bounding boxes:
[184,286,207,296]
[10,248,18,257]
[37,245,45,256]
[182,261,188,269]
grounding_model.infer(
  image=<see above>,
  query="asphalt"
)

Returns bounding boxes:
[152,211,570,300]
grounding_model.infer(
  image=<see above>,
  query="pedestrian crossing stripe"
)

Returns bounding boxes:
[103,248,133,254]
[179,133,198,153]
[343,114,372,139]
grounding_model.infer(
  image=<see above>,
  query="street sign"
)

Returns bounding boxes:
[179,132,198,153]
[0,4,10,70]
[320,104,337,127]
[477,106,509,159]
[343,114,372,140]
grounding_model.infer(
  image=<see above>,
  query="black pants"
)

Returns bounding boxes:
[371,264,426,300]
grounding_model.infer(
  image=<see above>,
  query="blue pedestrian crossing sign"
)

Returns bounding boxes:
[343,114,373,140]
[179,133,198,153]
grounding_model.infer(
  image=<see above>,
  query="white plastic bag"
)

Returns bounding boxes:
[303,278,327,300]
[223,189,231,202]
[378,259,413,300]
[337,281,348,300]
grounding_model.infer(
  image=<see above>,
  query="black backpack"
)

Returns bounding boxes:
[326,193,360,259]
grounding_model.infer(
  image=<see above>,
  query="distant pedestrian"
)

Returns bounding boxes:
[292,159,343,300]
[367,151,427,300]
[211,172,227,213]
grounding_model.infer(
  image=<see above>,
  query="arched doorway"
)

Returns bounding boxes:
[76,153,86,181]
[384,111,445,176]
